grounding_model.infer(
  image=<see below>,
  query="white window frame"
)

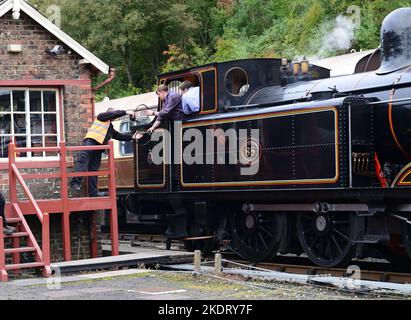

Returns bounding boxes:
[119,120,133,157]
[0,87,61,161]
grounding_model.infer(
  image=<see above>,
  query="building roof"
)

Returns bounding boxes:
[0,0,109,74]
[312,49,378,77]
[95,92,158,115]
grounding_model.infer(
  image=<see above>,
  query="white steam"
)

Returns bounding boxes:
[317,15,356,58]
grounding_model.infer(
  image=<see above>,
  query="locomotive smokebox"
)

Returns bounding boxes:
[377,7,411,74]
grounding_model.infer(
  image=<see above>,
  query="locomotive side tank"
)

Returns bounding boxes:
[124,8,411,268]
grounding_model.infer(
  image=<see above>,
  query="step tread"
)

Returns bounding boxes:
[4,247,36,254]
[6,218,22,223]
[5,262,44,270]
[4,232,29,238]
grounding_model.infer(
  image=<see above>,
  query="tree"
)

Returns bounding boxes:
[26,0,411,100]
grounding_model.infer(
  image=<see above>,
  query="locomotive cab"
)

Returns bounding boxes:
[157,59,283,114]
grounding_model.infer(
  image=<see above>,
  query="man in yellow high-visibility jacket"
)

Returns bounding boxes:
[70,108,135,197]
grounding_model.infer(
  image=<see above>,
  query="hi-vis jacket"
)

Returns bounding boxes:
[83,110,133,145]
[84,119,110,144]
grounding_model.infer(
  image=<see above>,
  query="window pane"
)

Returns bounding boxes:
[30,91,42,112]
[15,136,27,157]
[45,136,57,156]
[168,80,182,93]
[0,114,11,134]
[13,114,26,134]
[30,114,43,134]
[120,122,132,155]
[12,91,26,112]
[0,90,11,112]
[120,141,133,156]
[225,68,249,96]
[0,136,11,158]
[120,121,130,133]
[44,114,57,134]
[43,91,56,112]
[31,135,44,157]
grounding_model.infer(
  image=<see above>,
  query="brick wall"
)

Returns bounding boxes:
[0,11,104,261]
[0,11,94,146]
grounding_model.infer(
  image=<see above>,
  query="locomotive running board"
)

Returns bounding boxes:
[242,203,383,214]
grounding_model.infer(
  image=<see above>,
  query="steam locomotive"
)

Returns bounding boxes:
[101,8,411,268]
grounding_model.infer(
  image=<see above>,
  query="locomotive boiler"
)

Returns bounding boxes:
[103,8,411,268]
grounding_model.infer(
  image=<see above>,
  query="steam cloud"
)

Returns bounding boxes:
[317,15,356,58]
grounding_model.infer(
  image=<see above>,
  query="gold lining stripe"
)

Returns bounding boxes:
[136,129,167,189]
[392,162,411,186]
[180,106,339,188]
[199,67,218,114]
[388,66,411,160]
[388,89,410,159]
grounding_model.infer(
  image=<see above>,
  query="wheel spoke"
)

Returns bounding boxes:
[331,234,343,256]
[333,228,349,240]
[252,236,259,251]
[258,232,268,249]
[260,226,273,238]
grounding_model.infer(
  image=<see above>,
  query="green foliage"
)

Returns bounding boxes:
[27,0,411,100]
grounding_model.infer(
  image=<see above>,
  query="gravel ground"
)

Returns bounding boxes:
[0,269,409,300]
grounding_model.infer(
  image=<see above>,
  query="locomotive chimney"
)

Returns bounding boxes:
[377,7,411,74]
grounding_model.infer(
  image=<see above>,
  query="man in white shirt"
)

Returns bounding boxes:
[179,81,200,115]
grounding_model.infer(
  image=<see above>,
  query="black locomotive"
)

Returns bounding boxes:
[127,8,411,268]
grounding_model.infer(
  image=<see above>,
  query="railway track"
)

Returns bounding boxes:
[104,233,411,285]
[222,260,411,285]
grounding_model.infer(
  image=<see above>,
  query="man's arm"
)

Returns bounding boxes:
[157,93,181,122]
[97,110,127,122]
[112,129,133,141]
[148,120,161,133]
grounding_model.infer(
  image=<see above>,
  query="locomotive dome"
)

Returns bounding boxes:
[377,7,411,74]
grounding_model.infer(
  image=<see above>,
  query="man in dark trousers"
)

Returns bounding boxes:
[0,192,16,235]
[70,108,135,197]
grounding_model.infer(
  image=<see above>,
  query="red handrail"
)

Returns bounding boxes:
[5,140,119,267]
[0,217,7,282]
[11,164,44,223]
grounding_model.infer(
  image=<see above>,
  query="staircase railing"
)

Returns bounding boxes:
[8,143,51,278]
[0,140,119,282]
[0,217,6,281]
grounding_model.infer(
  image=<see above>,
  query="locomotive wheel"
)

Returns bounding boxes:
[297,213,363,267]
[230,212,285,262]
[402,219,411,260]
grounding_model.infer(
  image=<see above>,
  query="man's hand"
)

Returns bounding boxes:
[147,127,155,134]
[133,131,144,140]
[146,109,157,117]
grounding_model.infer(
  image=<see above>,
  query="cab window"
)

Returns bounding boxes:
[159,75,200,110]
